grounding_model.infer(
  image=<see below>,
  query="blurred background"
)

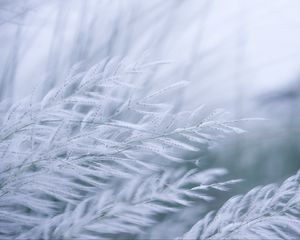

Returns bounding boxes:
[1,0,300,208]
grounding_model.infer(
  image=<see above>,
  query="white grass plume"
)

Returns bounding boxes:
[181,171,300,240]
[0,58,244,239]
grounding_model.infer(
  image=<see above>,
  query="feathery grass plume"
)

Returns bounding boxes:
[0,58,243,239]
[180,170,300,240]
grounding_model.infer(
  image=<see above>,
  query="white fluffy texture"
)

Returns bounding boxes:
[1,1,300,239]
[181,171,300,240]
[0,59,243,239]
